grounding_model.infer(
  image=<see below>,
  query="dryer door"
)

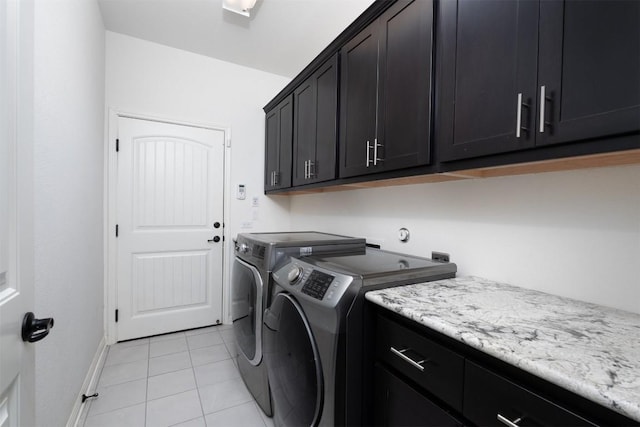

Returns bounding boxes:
[231,257,264,365]
[264,293,323,427]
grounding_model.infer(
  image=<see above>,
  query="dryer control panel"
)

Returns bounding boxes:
[272,258,355,307]
[301,270,335,300]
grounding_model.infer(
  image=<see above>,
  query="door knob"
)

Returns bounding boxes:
[22,312,54,343]
[208,236,221,243]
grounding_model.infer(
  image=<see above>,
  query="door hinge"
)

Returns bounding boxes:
[116,138,119,152]
[115,224,119,237]
[115,309,119,323]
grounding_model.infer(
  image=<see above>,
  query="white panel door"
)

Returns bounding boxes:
[0,0,31,424]
[117,117,225,341]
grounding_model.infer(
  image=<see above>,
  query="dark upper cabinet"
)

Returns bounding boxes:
[536,0,640,146]
[292,54,338,186]
[264,95,293,191]
[339,0,433,178]
[439,0,640,162]
[339,22,379,178]
[438,0,539,160]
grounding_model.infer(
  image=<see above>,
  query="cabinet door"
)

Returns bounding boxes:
[374,365,463,427]
[439,0,539,161]
[264,95,292,191]
[293,55,338,186]
[536,0,640,146]
[265,108,280,190]
[314,55,338,183]
[377,0,433,172]
[292,78,315,186]
[339,22,379,178]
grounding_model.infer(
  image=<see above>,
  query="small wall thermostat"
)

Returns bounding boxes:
[237,184,246,200]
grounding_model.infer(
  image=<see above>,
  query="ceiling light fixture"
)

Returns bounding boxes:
[222,0,257,17]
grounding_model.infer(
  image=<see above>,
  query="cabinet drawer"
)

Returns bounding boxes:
[376,314,464,411]
[374,364,463,427]
[464,361,597,427]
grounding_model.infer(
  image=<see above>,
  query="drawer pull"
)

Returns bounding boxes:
[390,346,427,372]
[497,414,522,427]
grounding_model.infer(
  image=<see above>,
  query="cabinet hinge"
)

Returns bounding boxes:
[115,309,119,323]
[116,138,119,152]
[115,224,119,237]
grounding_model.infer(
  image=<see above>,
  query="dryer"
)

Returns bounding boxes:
[263,248,457,426]
[231,232,365,416]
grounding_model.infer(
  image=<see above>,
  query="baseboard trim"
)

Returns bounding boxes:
[66,336,108,427]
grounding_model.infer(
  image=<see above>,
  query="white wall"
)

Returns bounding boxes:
[289,165,640,314]
[105,32,292,323]
[33,0,105,425]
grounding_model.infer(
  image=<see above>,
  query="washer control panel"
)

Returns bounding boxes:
[273,258,355,307]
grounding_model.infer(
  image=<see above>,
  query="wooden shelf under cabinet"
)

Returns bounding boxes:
[270,147,640,196]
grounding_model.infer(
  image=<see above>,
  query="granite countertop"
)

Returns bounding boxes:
[365,276,640,422]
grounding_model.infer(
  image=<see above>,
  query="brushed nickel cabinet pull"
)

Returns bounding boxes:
[374,138,383,165]
[539,85,552,133]
[390,346,426,371]
[308,160,315,179]
[516,92,531,139]
[497,414,523,427]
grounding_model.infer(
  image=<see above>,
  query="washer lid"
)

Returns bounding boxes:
[303,247,457,287]
[237,231,365,247]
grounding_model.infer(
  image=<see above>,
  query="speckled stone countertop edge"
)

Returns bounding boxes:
[365,277,640,423]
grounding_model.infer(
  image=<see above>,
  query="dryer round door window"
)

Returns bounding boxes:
[264,293,323,427]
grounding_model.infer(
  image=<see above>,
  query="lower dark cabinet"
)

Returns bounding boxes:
[374,364,463,427]
[375,309,463,411]
[464,361,596,427]
[371,308,639,427]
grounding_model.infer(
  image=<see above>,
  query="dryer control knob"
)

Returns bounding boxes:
[239,243,249,254]
[287,266,303,284]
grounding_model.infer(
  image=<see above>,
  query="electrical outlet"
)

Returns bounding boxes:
[432,251,450,263]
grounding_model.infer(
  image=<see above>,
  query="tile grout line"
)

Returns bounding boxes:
[188,335,207,424]
[167,415,204,427]
[88,399,148,418]
[206,399,260,416]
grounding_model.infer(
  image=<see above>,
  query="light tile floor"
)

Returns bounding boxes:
[81,325,274,427]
